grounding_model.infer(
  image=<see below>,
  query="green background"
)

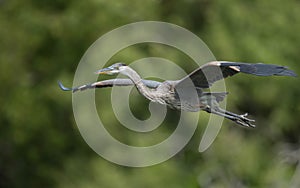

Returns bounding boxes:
[1,0,300,187]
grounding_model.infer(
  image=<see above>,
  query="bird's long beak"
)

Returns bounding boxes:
[95,67,113,75]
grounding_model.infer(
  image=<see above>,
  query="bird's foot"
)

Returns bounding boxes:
[240,113,255,122]
[236,113,256,128]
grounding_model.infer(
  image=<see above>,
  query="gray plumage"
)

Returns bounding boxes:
[58,79,160,92]
[59,61,297,128]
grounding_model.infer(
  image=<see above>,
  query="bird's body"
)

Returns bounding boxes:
[59,61,297,127]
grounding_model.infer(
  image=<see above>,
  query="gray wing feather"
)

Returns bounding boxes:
[58,79,161,93]
[142,80,161,88]
[176,61,297,89]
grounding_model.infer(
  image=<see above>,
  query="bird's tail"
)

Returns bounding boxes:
[201,92,229,103]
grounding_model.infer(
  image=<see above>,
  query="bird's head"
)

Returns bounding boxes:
[95,62,127,75]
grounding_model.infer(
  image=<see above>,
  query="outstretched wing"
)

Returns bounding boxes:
[58,79,161,93]
[176,61,297,89]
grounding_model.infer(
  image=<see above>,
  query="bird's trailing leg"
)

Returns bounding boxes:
[205,106,255,128]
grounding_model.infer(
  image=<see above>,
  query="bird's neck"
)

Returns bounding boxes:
[121,67,157,100]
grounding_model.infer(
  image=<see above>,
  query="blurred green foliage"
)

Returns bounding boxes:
[1,0,300,187]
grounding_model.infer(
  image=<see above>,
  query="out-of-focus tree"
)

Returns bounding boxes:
[0,0,299,187]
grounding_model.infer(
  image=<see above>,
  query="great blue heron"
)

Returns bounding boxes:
[59,61,297,128]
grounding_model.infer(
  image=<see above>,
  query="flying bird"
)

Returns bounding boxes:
[59,61,297,128]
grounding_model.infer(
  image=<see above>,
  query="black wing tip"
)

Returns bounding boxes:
[280,68,298,77]
[269,66,298,77]
[254,64,297,77]
[223,62,298,77]
[57,81,72,91]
